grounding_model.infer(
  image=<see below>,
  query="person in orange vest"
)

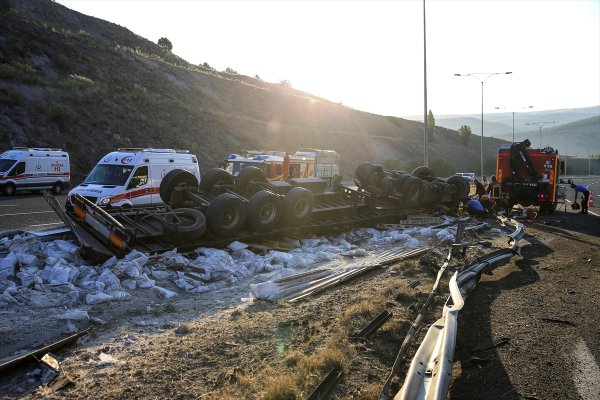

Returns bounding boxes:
[570,183,590,214]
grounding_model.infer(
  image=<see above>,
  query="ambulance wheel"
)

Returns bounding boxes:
[52,183,63,195]
[206,193,247,238]
[236,167,267,192]
[162,208,206,241]
[247,190,281,232]
[160,169,199,203]
[199,168,233,192]
[283,187,313,226]
[400,176,423,206]
[446,175,471,201]
[354,162,384,189]
[411,166,435,180]
[3,184,15,196]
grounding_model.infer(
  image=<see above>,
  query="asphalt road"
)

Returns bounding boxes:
[0,193,67,232]
[0,176,598,232]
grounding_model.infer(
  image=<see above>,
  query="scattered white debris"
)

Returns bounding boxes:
[0,217,484,309]
[98,352,121,366]
[59,309,89,320]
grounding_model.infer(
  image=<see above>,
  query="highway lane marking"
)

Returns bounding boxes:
[0,210,55,217]
[588,210,599,217]
[0,204,18,207]
[573,337,600,400]
[28,222,64,228]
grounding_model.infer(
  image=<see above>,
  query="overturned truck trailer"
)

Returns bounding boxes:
[47,164,470,262]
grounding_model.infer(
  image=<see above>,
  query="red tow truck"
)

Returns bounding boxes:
[490,139,563,214]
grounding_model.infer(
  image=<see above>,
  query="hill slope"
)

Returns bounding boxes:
[0,0,507,182]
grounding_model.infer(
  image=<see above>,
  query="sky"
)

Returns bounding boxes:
[57,0,600,119]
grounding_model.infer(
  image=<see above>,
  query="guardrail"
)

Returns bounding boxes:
[391,216,524,400]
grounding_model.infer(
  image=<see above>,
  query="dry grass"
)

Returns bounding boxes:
[262,374,299,400]
[175,322,195,335]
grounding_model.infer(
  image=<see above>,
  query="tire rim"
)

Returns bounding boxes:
[6,186,14,195]
[293,198,310,218]
[259,202,277,224]
[220,205,240,228]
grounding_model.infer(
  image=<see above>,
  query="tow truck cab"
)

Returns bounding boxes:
[490,140,561,213]
[68,148,199,207]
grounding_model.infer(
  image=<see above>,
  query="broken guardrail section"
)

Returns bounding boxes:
[391,217,524,400]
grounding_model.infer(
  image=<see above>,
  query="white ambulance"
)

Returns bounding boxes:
[68,148,200,207]
[0,147,70,195]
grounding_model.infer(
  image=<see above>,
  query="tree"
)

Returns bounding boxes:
[157,37,173,51]
[458,125,471,146]
[427,110,435,142]
[225,67,237,74]
[279,79,292,88]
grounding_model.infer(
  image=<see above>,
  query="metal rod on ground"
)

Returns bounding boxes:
[287,248,431,302]
[379,249,452,399]
[350,310,393,340]
[0,329,90,373]
[306,368,344,400]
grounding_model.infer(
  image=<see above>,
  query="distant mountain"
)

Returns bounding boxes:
[407,106,600,157]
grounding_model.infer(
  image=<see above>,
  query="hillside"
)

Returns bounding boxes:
[0,0,507,182]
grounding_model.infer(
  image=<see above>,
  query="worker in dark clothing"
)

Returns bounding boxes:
[571,183,590,214]
[474,179,485,199]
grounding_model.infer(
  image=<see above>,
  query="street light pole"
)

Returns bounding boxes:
[423,0,428,167]
[455,72,512,179]
[494,105,533,143]
[526,121,556,148]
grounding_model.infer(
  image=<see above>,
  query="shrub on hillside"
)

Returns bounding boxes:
[157,37,173,51]
[0,62,36,82]
[53,54,70,71]
[0,0,11,13]
[0,87,22,105]
[48,102,77,130]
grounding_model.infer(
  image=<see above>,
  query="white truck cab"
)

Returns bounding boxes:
[68,148,199,207]
[0,148,70,195]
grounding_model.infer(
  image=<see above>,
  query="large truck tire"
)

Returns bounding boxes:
[236,166,267,192]
[160,169,199,203]
[400,176,424,206]
[206,193,247,238]
[419,184,438,204]
[162,208,206,241]
[411,166,435,180]
[445,175,471,201]
[199,168,234,193]
[354,162,384,189]
[283,187,314,226]
[247,190,281,232]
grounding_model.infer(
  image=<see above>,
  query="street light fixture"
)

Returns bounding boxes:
[455,71,512,179]
[495,105,534,143]
[526,121,556,148]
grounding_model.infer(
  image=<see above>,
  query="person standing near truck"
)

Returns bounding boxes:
[570,183,590,214]
[474,179,485,200]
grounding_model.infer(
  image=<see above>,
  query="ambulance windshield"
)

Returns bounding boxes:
[225,161,262,177]
[84,164,134,186]
[0,159,16,173]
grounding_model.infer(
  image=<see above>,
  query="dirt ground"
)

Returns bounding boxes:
[0,208,598,400]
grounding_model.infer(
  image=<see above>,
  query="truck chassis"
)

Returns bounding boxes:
[48,165,469,261]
